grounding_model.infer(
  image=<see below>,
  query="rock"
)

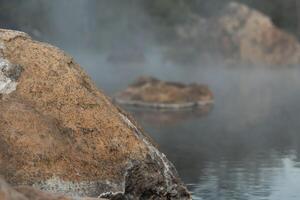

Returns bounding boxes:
[172,2,300,66]
[0,177,66,200]
[0,29,190,199]
[218,2,300,66]
[0,177,106,200]
[114,76,213,109]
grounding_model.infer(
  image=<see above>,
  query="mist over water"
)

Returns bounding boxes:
[3,1,300,199]
[134,65,300,200]
[86,56,300,200]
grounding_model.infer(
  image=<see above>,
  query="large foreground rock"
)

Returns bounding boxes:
[173,2,300,66]
[0,29,190,199]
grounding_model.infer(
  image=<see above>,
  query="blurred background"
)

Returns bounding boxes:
[2,1,300,199]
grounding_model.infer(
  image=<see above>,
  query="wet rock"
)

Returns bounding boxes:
[172,2,300,66]
[114,76,213,109]
[0,29,190,199]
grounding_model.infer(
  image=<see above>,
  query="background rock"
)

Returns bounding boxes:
[171,2,300,66]
[218,2,300,65]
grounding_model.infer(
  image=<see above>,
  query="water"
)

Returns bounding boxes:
[70,50,300,200]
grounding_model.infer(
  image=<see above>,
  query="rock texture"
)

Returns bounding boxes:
[172,2,300,66]
[0,177,105,200]
[114,76,213,109]
[0,29,190,199]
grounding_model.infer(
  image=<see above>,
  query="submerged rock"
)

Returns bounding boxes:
[0,29,190,199]
[114,76,213,109]
[172,2,300,66]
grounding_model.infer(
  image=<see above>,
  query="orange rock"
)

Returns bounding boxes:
[218,2,300,66]
[0,29,190,199]
[114,76,213,110]
[173,2,300,66]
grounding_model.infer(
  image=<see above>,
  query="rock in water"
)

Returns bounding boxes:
[0,29,190,199]
[114,76,213,110]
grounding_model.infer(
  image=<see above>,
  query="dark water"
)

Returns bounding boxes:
[71,50,300,200]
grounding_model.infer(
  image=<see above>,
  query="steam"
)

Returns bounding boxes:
[38,0,156,53]
[1,0,299,119]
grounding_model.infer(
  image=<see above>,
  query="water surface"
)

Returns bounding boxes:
[72,50,300,200]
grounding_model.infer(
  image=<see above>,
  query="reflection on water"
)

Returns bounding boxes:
[189,155,300,200]
[122,104,213,126]
[70,50,300,200]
